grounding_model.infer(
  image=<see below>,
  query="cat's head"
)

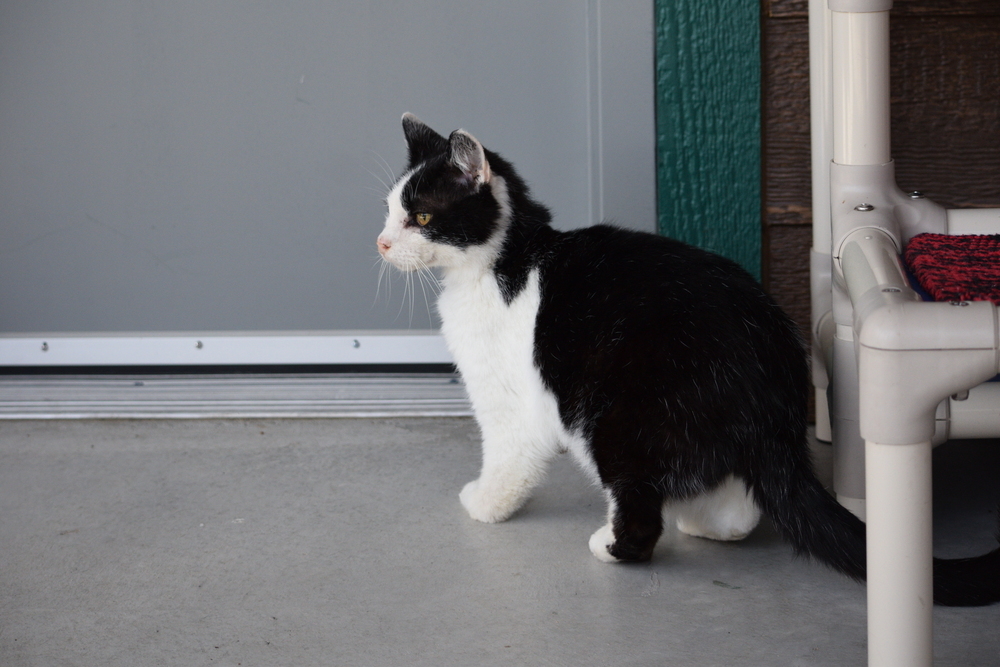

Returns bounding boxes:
[377,114,511,272]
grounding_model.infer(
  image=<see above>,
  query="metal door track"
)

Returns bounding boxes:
[0,373,472,419]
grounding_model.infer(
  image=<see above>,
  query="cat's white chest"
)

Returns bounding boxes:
[437,267,542,403]
[436,267,599,486]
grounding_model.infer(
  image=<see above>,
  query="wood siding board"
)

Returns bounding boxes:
[762,16,812,233]
[890,16,1000,208]
[767,0,1000,19]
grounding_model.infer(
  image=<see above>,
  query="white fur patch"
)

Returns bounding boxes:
[670,475,761,541]
[441,267,577,523]
[588,523,620,563]
[588,493,621,562]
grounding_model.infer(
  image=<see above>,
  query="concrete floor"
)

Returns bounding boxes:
[0,417,998,666]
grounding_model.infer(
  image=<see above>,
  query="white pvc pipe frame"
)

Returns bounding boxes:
[811,0,1000,665]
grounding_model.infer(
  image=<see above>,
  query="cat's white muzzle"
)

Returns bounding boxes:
[377,226,431,272]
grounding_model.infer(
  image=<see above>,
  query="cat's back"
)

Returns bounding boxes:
[534,224,807,407]
[538,223,771,320]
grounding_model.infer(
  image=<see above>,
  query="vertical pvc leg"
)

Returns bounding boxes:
[832,333,867,518]
[865,440,933,667]
[815,386,832,442]
[831,10,892,167]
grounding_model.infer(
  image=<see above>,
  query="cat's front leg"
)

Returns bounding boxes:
[460,435,556,523]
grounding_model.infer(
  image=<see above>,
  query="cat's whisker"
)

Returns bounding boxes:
[374,252,438,327]
[392,265,415,324]
[364,167,392,198]
[408,169,425,200]
[370,150,395,181]
[413,260,439,326]
[373,257,391,308]
[365,185,391,198]
[370,150,397,187]
[405,267,418,326]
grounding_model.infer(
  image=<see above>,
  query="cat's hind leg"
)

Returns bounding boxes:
[588,486,665,563]
[671,475,761,541]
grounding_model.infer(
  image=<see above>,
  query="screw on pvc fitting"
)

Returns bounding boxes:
[949,301,971,307]
[854,203,875,212]
[881,287,901,293]
[908,191,925,199]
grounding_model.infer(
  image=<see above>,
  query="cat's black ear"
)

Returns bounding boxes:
[401,113,448,167]
[448,130,491,187]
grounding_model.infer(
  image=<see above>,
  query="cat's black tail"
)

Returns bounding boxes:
[749,458,1000,607]
[932,537,1000,606]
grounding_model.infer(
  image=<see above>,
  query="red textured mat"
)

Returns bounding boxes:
[904,233,1000,304]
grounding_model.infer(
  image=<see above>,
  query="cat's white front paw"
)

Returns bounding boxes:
[459,479,518,523]
[588,523,621,563]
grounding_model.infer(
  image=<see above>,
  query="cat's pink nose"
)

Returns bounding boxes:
[377,236,391,255]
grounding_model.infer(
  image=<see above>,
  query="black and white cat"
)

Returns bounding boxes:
[376,114,1000,606]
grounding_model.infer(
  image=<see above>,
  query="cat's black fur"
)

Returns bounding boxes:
[387,115,1000,607]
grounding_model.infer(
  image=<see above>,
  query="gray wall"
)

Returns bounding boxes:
[0,1,655,335]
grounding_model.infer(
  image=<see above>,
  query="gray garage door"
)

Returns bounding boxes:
[0,1,655,367]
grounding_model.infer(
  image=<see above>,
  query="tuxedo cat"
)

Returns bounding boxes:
[376,114,1000,606]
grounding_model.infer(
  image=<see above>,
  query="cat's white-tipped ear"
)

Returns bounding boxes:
[401,112,427,141]
[402,113,447,167]
[448,130,491,187]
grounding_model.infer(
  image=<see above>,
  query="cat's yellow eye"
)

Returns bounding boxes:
[415,212,433,226]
